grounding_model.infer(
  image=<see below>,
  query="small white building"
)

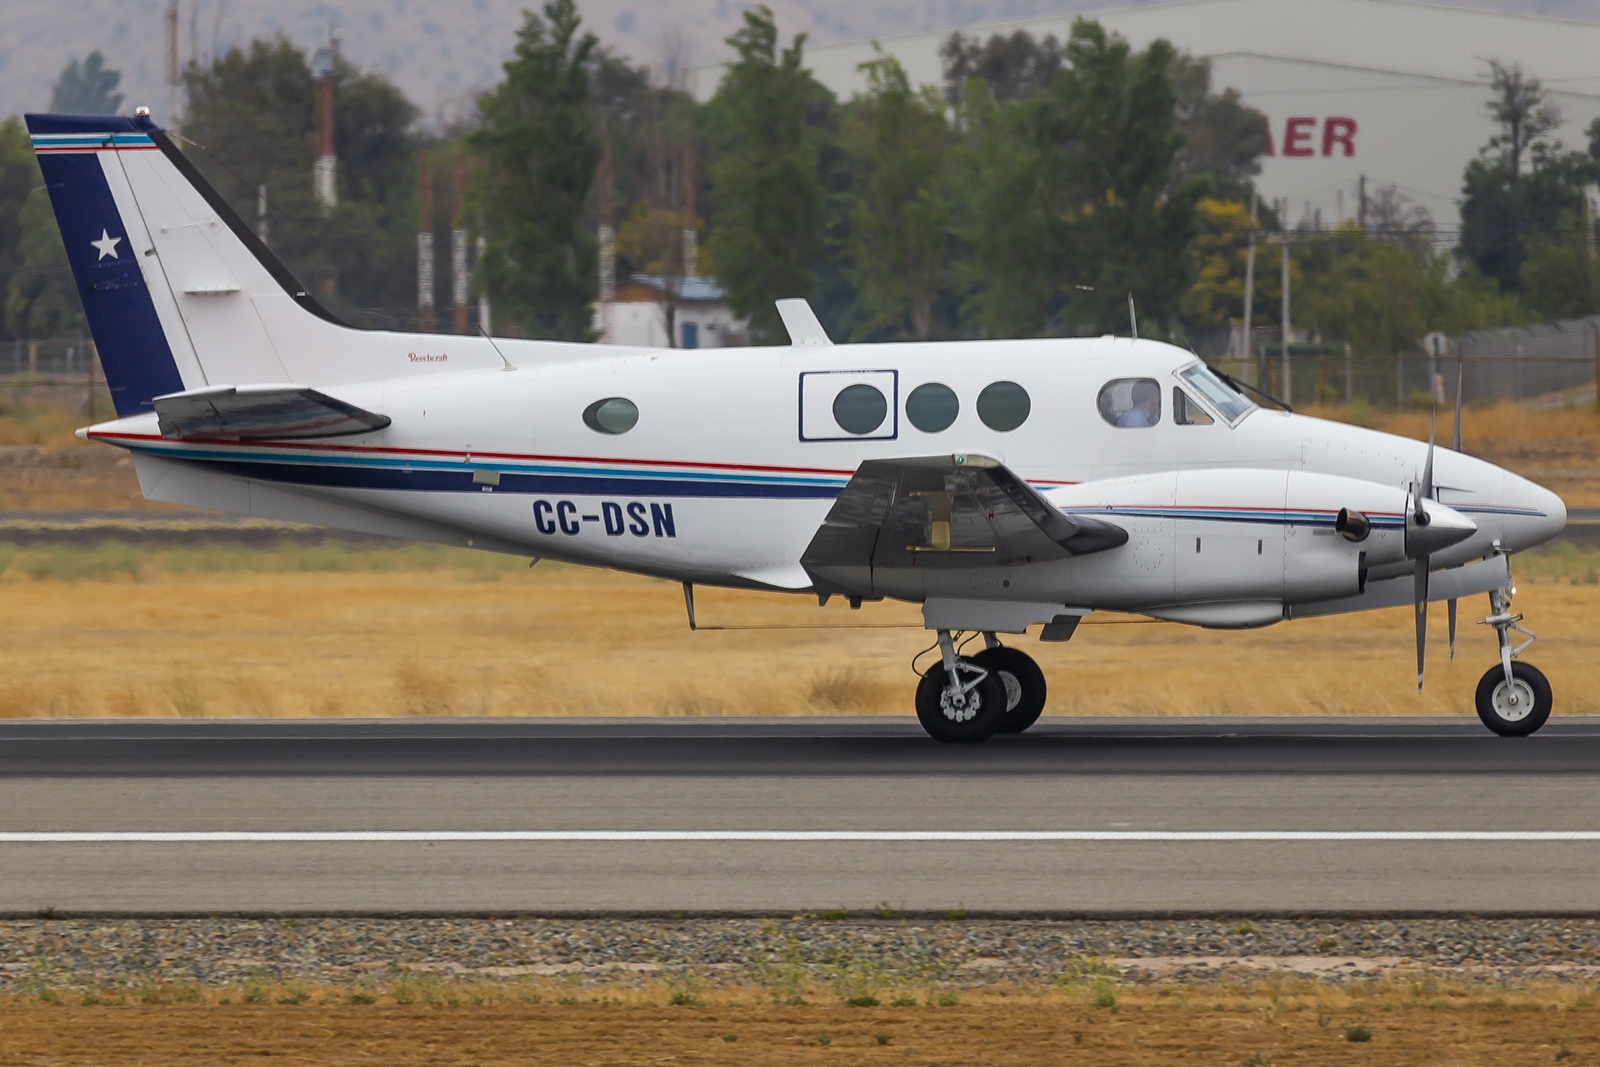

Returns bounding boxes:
[595,275,748,348]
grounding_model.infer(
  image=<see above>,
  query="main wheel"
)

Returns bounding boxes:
[1475,661,1552,737]
[915,661,1007,743]
[969,646,1047,734]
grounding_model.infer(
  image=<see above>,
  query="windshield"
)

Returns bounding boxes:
[1179,364,1255,423]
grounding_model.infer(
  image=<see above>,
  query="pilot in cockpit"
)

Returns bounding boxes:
[1117,380,1161,427]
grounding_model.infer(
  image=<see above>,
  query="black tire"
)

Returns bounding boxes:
[969,646,1047,734]
[915,661,1007,743]
[1475,661,1552,737]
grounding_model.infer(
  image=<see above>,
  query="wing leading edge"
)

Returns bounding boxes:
[800,453,1127,597]
[154,384,391,441]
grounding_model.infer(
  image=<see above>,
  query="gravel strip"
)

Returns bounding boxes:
[5,917,1600,992]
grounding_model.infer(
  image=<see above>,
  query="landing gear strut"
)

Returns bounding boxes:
[1474,583,1552,737]
[914,630,1006,742]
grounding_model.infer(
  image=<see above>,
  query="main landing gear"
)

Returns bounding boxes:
[1474,585,1552,737]
[915,631,1047,742]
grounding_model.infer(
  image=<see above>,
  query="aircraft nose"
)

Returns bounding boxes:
[1502,474,1567,551]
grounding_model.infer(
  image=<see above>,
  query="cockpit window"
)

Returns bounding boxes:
[1098,378,1161,428]
[1179,364,1254,422]
[1173,387,1214,425]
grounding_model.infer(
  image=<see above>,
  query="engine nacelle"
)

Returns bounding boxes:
[1045,468,1415,618]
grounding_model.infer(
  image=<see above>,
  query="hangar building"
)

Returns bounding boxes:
[689,0,1600,230]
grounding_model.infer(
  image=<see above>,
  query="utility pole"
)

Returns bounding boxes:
[1242,187,1257,377]
[163,0,180,132]
[256,183,268,245]
[417,151,434,333]
[1344,341,1353,403]
[451,146,468,335]
[681,136,698,278]
[311,42,338,212]
[477,233,491,335]
[596,135,615,343]
[1280,200,1292,405]
[1358,174,1367,230]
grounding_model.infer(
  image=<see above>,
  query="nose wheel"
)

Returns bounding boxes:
[1475,661,1551,736]
[1474,583,1552,736]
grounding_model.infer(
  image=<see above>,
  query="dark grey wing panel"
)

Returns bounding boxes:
[801,453,1127,597]
[154,385,391,441]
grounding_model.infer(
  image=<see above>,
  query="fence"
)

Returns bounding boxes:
[1193,320,1600,412]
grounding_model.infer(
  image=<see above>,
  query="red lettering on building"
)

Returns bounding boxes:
[1282,117,1316,157]
[1322,117,1357,157]
[1262,115,1275,156]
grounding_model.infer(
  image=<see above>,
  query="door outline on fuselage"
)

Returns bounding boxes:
[797,369,900,443]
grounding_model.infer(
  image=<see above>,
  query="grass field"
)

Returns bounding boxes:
[3,979,1599,1065]
[0,541,1595,719]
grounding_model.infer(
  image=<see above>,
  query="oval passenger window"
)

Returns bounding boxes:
[1097,378,1161,428]
[977,381,1030,432]
[905,382,958,433]
[582,397,639,435]
[832,383,888,435]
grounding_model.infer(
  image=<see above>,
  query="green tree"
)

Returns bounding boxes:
[939,30,1061,106]
[5,185,86,337]
[706,5,827,344]
[840,54,948,340]
[953,19,1206,339]
[0,117,45,340]
[1518,210,1599,319]
[472,0,602,341]
[181,37,421,325]
[1459,61,1591,294]
[1169,55,1267,202]
[948,81,1053,336]
[49,51,123,114]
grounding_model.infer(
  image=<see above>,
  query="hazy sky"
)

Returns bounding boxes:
[7,0,1600,125]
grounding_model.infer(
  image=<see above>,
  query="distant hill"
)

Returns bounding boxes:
[3,0,1599,127]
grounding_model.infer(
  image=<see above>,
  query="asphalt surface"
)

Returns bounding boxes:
[5,716,1600,915]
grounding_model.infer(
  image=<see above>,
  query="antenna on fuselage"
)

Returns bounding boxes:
[478,324,517,372]
[1128,293,1138,340]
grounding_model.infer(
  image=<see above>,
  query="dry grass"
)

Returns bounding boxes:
[1300,400,1600,505]
[4,978,1600,1064]
[0,543,1596,718]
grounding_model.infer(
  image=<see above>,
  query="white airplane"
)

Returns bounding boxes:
[29,111,1567,741]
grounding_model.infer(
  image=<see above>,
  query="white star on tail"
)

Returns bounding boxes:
[90,229,122,260]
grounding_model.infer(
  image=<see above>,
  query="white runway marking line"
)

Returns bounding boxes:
[5,831,1600,843]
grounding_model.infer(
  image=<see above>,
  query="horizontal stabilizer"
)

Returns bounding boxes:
[154,384,391,441]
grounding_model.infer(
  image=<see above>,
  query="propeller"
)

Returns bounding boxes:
[1411,412,1437,693]
[1447,357,1464,658]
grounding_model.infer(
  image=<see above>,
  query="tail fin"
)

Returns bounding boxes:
[25,112,441,418]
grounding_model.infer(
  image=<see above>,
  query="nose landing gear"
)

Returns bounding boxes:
[1474,585,1551,736]
[914,631,1047,742]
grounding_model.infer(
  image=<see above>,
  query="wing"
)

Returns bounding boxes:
[800,453,1127,597]
[154,384,391,441]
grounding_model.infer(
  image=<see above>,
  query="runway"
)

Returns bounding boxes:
[3,716,1600,916]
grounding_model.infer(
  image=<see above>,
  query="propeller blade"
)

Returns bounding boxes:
[1452,358,1464,453]
[1422,410,1436,500]
[1447,597,1458,661]
[1414,555,1430,693]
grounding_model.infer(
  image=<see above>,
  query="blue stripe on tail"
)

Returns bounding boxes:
[24,113,184,417]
